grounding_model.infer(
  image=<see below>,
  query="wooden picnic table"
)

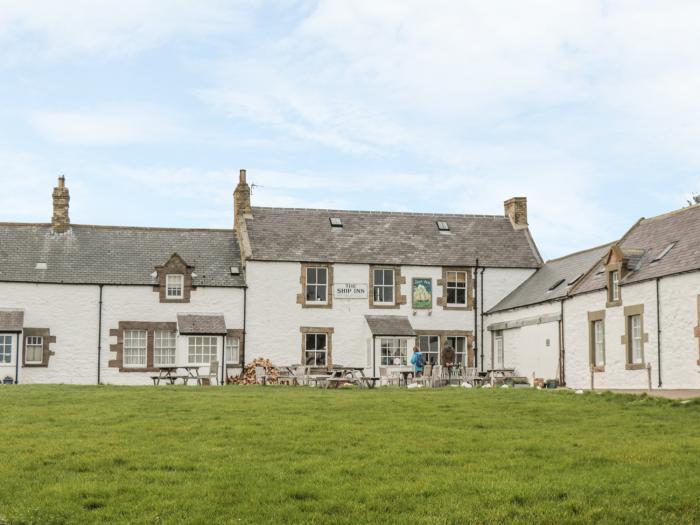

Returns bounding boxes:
[151,366,201,386]
[325,366,379,389]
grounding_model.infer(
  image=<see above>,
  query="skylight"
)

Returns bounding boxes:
[651,241,676,262]
[568,273,584,286]
[436,221,450,232]
[548,278,566,291]
[329,217,343,228]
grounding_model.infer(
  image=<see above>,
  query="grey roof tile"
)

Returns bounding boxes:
[0,309,24,331]
[246,207,542,268]
[490,243,613,313]
[177,314,227,335]
[0,223,245,287]
[365,315,416,336]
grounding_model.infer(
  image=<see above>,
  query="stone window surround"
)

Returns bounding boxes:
[620,304,649,371]
[437,267,474,311]
[695,295,700,366]
[414,329,474,367]
[109,321,177,372]
[225,329,245,368]
[22,328,55,368]
[297,263,334,309]
[300,326,334,368]
[587,310,606,373]
[369,266,407,309]
[153,254,195,304]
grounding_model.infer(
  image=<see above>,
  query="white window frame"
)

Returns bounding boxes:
[188,336,218,365]
[446,336,467,366]
[373,268,395,305]
[166,274,184,299]
[225,336,240,364]
[25,336,43,364]
[418,335,440,365]
[593,320,605,367]
[446,271,467,306]
[629,315,643,364]
[305,267,328,305]
[494,331,504,369]
[380,338,408,366]
[304,333,328,367]
[610,271,620,302]
[123,330,147,368]
[154,331,177,367]
[0,334,13,364]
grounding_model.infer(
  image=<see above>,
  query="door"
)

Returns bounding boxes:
[0,333,16,384]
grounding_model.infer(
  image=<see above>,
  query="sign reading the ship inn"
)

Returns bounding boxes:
[334,283,368,299]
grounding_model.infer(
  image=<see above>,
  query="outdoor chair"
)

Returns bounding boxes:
[431,365,444,387]
[379,367,400,386]
[254,365,268,385]
[198,361,219,386]
[291,365,309,386]
[462,367,480,386]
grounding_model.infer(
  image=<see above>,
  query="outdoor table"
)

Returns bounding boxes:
[391,366,414,387]
[152,366,201,386]
[325,366,378,389]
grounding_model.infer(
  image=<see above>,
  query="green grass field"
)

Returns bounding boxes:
[1,386,699,525]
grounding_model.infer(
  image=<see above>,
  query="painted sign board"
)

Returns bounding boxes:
[334,283,368,299]
[412,278,433,309]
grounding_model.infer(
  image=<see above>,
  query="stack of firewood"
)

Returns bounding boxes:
[228,358,280,385]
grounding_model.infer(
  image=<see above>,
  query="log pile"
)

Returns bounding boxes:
[228,358,280,385]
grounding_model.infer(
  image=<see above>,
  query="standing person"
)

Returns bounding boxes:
[442,343,456,378]
[410,345,425,377]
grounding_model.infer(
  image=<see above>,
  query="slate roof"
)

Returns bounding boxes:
[245,207,542,268]
[574,203,700,294]
[489,243,613,313]
[177,314,228,335]
[0,223,245,287]
[365,315,416,336]
[0,310,24,331]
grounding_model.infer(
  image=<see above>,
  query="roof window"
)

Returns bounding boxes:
[651,242,676,262]
[436,221,450,232]
[568,273,584,286]
[329,217,343,228]
[548,278,566,291]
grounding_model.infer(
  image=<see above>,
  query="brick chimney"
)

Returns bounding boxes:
[504,197,528,229]
[233,169,252,226]
[52,176,70,233]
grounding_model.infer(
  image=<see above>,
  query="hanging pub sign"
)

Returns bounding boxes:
[412,278,433,309]
[333,283,368,299]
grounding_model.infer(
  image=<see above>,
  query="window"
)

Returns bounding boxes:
[609,270,620,302]
[436,221,450,232]
[305,267,328,304]
[446,336,467,366]
[329,217,343,228]
[123,330,147,368]
[166,274,184,299]
[304,333,327,367]
[568,273,584,286]
[380,338,408,366]
[373,268,395,304]
[419,335,440,365]
[591,320,605,367]
[154,331,176,366]
[628,315,643,365]
[548,279,566,291]
[494,331,504,369]
[225,336,240,364]
[446,271,467,305]
[25,336,43,364]
[652,242,677,262]
[188,336,217,365]
[0,335,12,364]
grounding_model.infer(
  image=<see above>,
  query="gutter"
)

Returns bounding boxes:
[97,285,103,385]
[656,277,662,388]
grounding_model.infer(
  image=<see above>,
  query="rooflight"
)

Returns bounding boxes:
[329,217,343,228]
[35,262,47,270]
[436,221,450,232]
[568,273,584,286]
[652,241,677,262]
[548,278,566,291]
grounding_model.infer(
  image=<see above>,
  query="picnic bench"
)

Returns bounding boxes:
[151,366,202,386]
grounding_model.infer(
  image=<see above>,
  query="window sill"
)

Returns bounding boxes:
[592,366,605,373]
[369,303,400,309]
[443,304,470,311]
[301,302,332,309]
[22,363,48,368]
[625,363,646,371]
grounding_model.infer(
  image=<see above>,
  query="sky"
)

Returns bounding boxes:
[1,0,699,260]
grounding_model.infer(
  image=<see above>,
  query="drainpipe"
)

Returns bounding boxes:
[480,267,485,372]
[372,335,376,378]
[97,285,103,385]
[473,259,479,370]
[559,300,566,386]
[656,277,662,388]
[14,330,22,384]
[242,286,247,370]
[221,335,226,385]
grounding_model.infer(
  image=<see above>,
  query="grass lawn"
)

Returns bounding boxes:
[1,387,700,525]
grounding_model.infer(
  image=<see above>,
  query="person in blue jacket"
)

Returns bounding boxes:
[410,345,425,377]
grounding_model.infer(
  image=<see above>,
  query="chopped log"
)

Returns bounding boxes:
[227,358,280,385]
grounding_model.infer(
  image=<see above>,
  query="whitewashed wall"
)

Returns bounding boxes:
[565,272,700,390]
[484,301,561,382]
[0,282,100,384]
[245,261,535,371]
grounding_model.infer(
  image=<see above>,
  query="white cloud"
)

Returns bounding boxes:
[30,106,180,145]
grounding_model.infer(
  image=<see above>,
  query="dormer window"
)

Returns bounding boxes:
[166,274,184,299]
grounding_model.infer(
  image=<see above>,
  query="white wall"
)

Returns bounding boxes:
[245,261,535,372]
[484,301,561,382]
[565,272,700,390]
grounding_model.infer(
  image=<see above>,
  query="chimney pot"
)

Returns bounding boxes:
[240,169,247,184]
[504,197,528,229]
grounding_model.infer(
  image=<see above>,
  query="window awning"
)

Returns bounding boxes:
[177,314,227,335]
[365,315,415,337]
[0,310,24,332]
